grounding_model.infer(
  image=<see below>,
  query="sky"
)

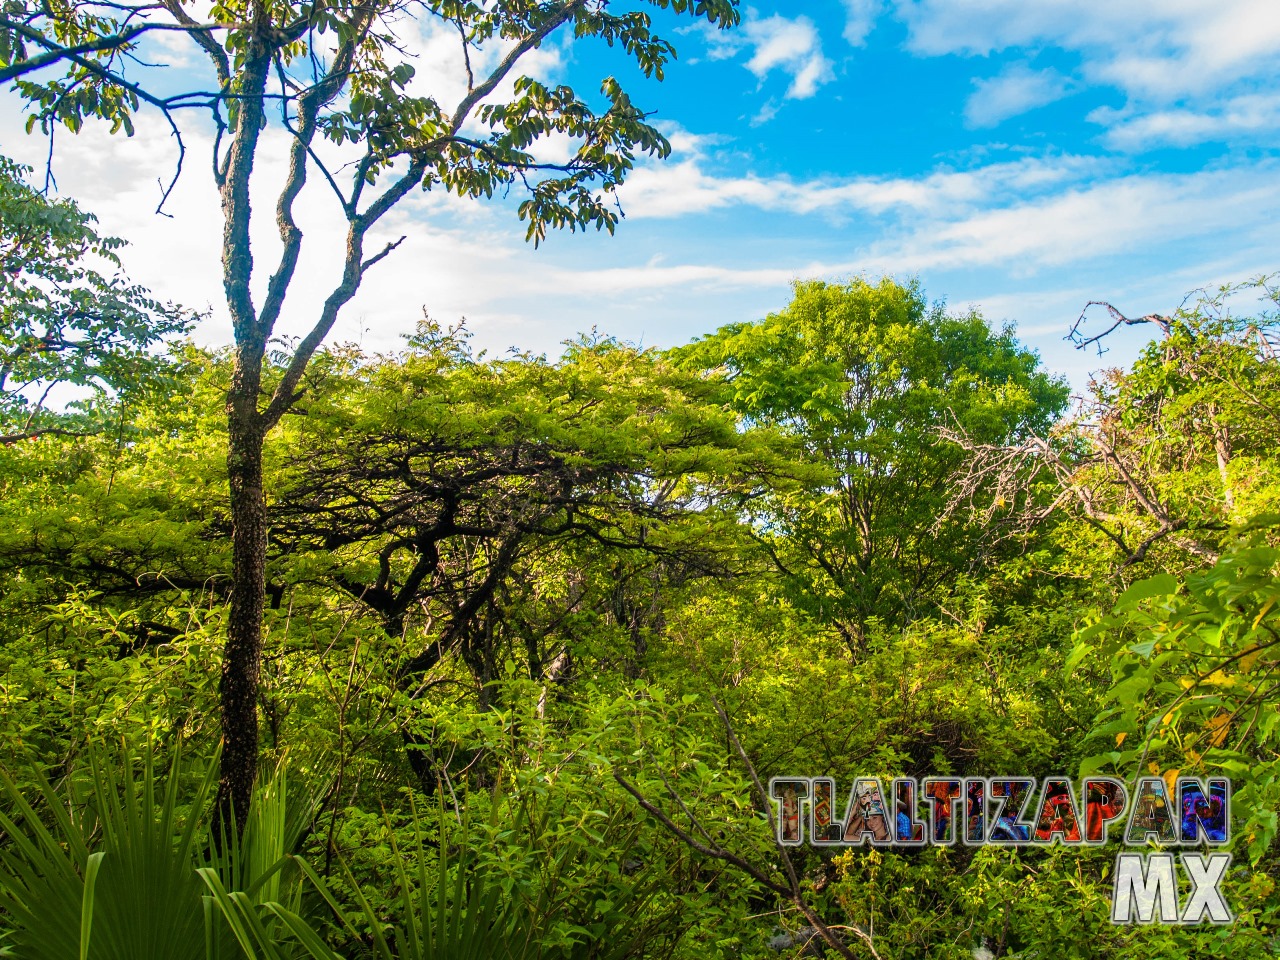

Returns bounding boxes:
[3,0,1279,389]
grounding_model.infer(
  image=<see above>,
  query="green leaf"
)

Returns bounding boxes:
[1116,574,1179,609]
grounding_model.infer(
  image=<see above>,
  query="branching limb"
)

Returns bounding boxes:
[261,157,426,429]
[256,8,377,341]
[611,771,792,899]
[454,15,474,92]
[0,17,236,83]
[708,694,879,960]
[1068,301,1172,355]
[448,0,586,136]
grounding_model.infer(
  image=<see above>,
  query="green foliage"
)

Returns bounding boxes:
[673,277,1068,640]
[1073,524,1280,863]
[1052,278,1280,576]
[304,791,660,960]
[2,269,1278,958]
[0,155,190,441]
[387,679,766,960]
[822,843,1277,959]
[0,746,324,960]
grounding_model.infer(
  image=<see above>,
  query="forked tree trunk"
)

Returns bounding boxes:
[202,1,573,839]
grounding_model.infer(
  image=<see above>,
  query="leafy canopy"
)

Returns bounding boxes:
[0,154,190,443]
[3,0,739,243]
[674,277,1068,638]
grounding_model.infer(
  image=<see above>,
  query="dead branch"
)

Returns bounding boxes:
[938,413,1221,568]
[1068,301,1172,355]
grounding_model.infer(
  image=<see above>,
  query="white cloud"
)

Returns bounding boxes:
[615,139,1102,220]
[704,12,835,101]
[840,0,884,46]
[750,100,780,127]
[894,0,1280,156]
[965,64,1074,127]
[867,169,1278,273]
[895,0,1280,102]
[743,14,834,99]
[544,164,1280,306]
[1094,93,1280,150]
[145,29,198,69]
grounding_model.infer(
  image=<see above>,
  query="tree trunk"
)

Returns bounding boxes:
[214,371,267,840]
[211,31,269,837]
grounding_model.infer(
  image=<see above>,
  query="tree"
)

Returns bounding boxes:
[947,278,1280,573]
[3,0,740,833]
[673,277,1068,648]
[1065,283,1280,566]
[0,154,189,444]
[264,323,787,784]
[275,327,763,639]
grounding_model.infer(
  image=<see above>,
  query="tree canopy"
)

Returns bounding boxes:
[675,277,1069,645]
[1,266,1278,959]
[0,153,190,444]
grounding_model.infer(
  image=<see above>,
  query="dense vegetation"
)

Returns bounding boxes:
[2,155,1279,959]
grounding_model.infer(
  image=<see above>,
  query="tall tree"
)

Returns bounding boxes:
[3,0,741,833]
[674,277,1068,648]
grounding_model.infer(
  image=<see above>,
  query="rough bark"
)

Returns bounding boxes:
[210,22,271,838]
[214,397,267,839]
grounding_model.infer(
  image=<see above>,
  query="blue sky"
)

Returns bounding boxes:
[2,0,1278,388]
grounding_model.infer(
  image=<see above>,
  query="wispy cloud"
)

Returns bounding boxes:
[705,12,835,101]
[895,0,1280,102]
[547,164,1280,304]
[965,64,1075,127]
[1093,93,1280,150]
[615,139,1102,220]
[862,167,1280,273]
[840,0,884,46]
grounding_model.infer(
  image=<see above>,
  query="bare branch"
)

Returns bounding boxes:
[359,234,405,272]
[1068,301,1172,355]
[0,426,99,445]
[455,16,474,92]
[940,410,1222,568]
[610,772,793,899]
